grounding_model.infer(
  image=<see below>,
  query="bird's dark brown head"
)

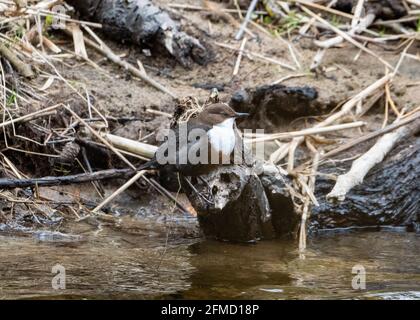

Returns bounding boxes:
[195,103,249,126]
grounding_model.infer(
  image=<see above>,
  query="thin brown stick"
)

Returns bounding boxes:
[0,167,136,189]
[0,104,61,129]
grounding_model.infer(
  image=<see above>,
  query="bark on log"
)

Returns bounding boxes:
[67,0,211,68]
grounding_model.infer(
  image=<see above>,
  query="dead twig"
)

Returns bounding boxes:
[0,40,34,78]
[232,37,247,76]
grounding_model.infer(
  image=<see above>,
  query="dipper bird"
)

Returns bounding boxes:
[139,103,249,177]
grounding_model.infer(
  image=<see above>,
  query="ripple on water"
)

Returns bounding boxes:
[0,225,419,299]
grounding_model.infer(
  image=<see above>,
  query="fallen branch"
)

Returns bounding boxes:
[0,168,135,189]
[327,118,420,201]
[0,40,34,78]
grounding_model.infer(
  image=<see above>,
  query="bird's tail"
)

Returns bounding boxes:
[137,159,159,171]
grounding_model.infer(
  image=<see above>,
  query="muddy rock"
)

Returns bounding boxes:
[230,84,320,130]
[334,0,407,19]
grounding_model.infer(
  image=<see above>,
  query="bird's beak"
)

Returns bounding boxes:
[234,112,249,119]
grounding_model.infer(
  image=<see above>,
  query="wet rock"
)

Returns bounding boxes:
[334,0,407,20]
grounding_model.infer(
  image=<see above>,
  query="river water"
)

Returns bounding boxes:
[0,216,419,300]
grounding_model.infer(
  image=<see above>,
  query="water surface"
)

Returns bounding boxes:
[0,218,418,300]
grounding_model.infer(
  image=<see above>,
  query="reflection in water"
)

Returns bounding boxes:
[0,219,419,299]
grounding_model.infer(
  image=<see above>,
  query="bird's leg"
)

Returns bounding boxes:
[182,176,214,205]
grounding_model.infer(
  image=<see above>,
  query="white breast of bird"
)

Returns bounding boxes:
[207,117,236,158]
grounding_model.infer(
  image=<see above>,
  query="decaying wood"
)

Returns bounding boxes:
[187,165,276,242]
[67,0,211,68]
[230,83,320,130]
[0,167,136,189]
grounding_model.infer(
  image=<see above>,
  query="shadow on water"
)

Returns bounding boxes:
[0,217,419,300]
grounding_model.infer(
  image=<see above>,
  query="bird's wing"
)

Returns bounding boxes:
[153,122,211,166]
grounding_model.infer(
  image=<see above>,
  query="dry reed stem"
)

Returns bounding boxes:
[298,152,319,253]
[215,42,296,70]
[232,36,247,76]
[248,121,366,143]
[235,0,258,40]
[301,5,394,70]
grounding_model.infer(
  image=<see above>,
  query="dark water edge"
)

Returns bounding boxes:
[0,221,419,300]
